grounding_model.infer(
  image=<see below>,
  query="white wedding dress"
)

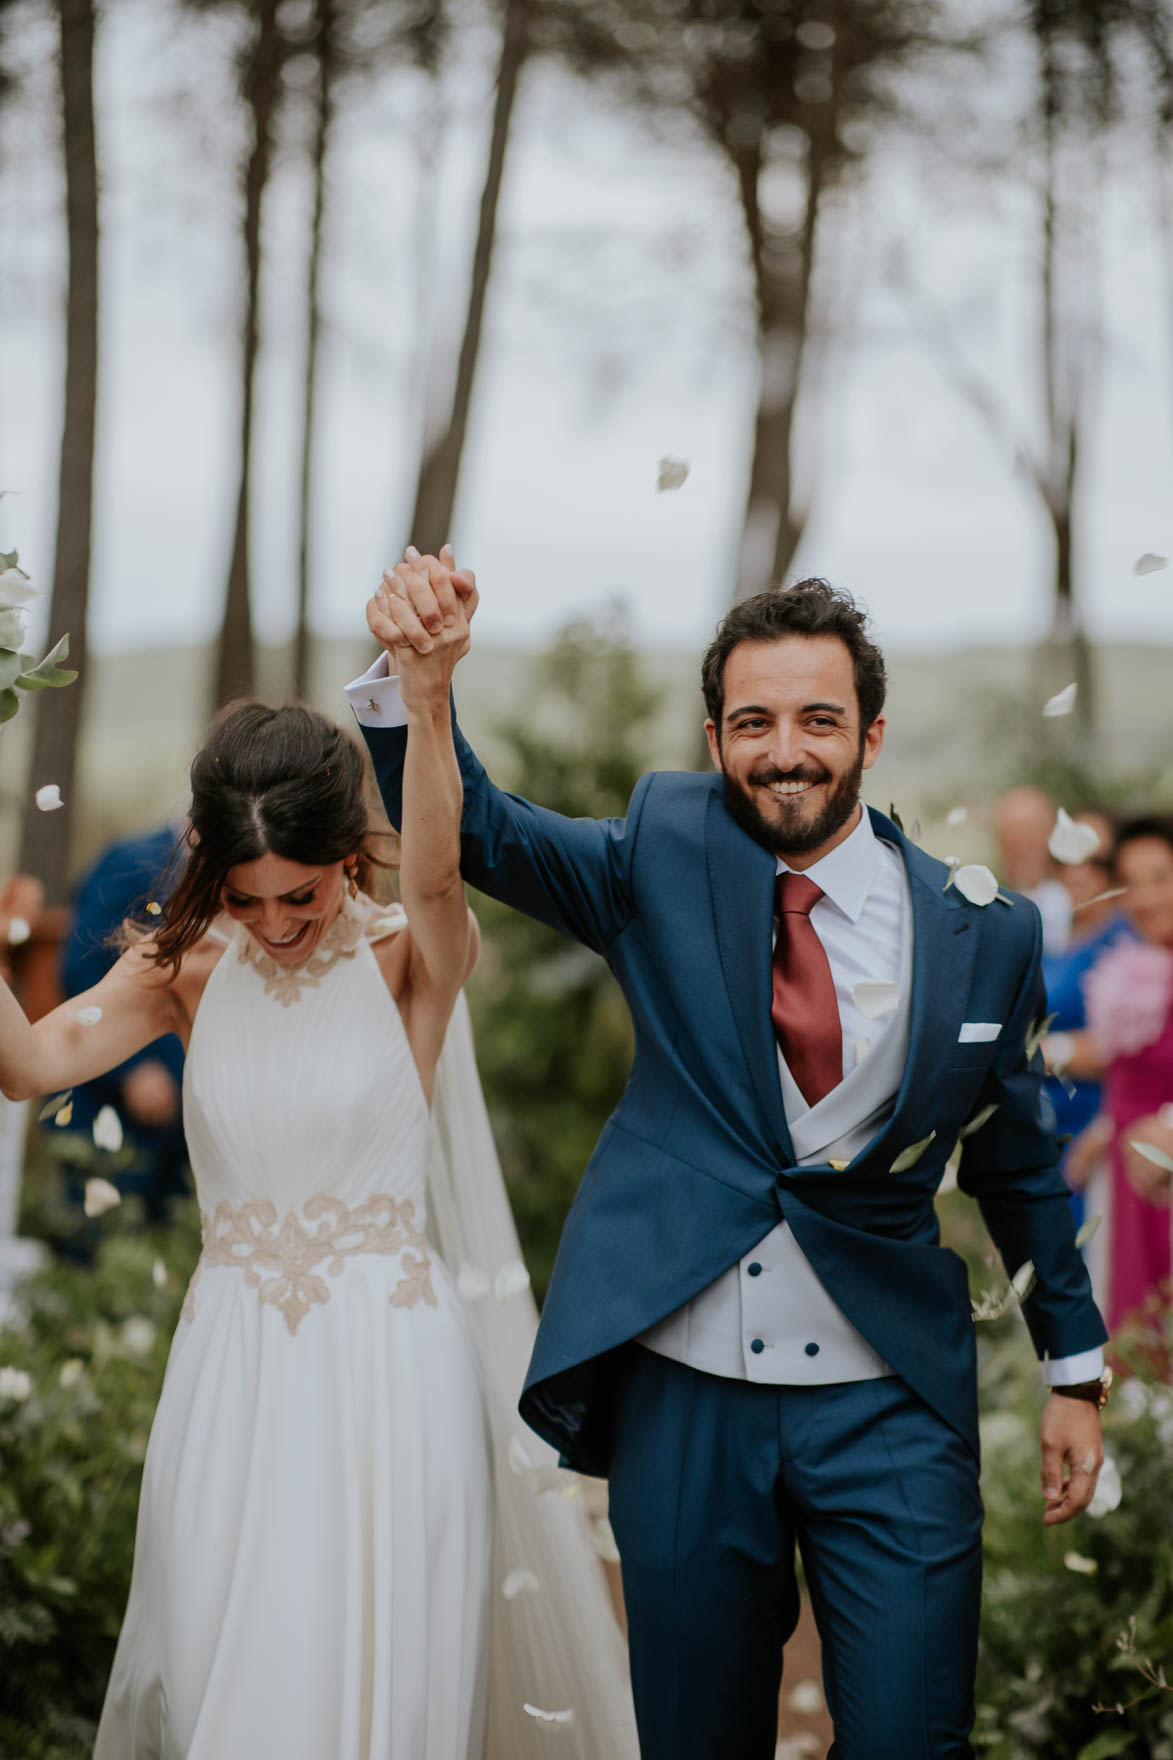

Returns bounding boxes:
[95,894,638,1760]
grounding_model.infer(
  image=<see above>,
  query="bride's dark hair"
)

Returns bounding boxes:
[146,701,390,973]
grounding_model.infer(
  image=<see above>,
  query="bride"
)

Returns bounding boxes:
[0,592,636,1757]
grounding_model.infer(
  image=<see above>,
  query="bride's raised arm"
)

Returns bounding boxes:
[390,551,477,1069]
[0,938,176,1103]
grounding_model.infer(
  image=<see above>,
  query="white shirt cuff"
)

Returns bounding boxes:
[1042,1346,1105,1386]
[344,653,407,728]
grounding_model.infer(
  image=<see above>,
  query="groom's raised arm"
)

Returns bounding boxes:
[349,556,646,954]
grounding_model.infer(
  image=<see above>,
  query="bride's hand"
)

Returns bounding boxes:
[368,544,478,663]
[388,553,471,717]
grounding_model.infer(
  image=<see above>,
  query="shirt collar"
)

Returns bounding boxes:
[774,803,879,924]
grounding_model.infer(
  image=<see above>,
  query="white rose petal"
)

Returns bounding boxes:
[502,1567,541,1600]
[120,1316,156,1356]
[945,806,968,828]
[1042,682,1077,717]
[1087,1453,1122,1518]
[83,1176,121,1217]
[1063,1550,1098,1575]
[152,1258,168,1290]
[1048,808,1102,865]
[656,456,689,492]
[92,1106,124,1153]
[0,1365,32,1401]
[456,1263,491,1301]
[0,565,38,606]
[786,1678,825,1716]
[58,1358,84,1389]
[1133,552,1168,576]
[522,1703,576,1729]
[6,916,30,946]
[953,864,999,907]
[0,605,27,649]
[71,1005,102,1026]
[494,1259,531,1302]
[35,784,64,813]
[145,900,162,917]
[852,980,900,1020]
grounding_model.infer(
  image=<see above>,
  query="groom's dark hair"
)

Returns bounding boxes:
[701,578,887,740]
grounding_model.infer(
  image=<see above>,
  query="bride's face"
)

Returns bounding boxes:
[221,853,350,963]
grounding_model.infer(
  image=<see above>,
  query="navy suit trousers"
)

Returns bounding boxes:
[607,1347,983,1760]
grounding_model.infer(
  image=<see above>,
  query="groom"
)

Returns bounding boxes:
[351,557,1108,1760]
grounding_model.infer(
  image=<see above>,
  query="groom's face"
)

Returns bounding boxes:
[705,635,885,866]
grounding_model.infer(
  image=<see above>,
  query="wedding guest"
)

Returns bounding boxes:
[993,784,1072,953]
[1060,817,1173,1332]
[1041,810,1134,1228]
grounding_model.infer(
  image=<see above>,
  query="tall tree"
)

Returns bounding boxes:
[19,0,99,899]
[212,0,283,707]
[405,0,530,555]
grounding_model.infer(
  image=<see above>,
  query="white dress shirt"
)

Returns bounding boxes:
[345,657,1103,1389]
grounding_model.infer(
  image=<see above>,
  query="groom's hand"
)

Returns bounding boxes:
[367,544,478,659]
[1039,1394,1104,1525]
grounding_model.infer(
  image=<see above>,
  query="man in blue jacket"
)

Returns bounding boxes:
[352,553,1108,1760]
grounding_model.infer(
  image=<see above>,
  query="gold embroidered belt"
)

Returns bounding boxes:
[181,1192,437,1335]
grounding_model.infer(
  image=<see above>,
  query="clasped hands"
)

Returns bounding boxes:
[367,545,478,714]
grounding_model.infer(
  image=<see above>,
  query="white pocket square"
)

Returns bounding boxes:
[958,1022,1001,1043]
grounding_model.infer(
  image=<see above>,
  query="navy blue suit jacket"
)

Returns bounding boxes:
[363,717,1107,1474]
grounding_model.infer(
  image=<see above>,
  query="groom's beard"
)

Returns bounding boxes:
[720,745,865,859]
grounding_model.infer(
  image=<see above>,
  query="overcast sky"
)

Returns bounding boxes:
[1,0,1170,669]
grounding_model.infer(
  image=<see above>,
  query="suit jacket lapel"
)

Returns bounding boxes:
[705,789,795,1165]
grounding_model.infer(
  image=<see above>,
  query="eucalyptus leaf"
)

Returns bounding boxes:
[0,649,22,691]
[37,1090,73,1124]
[960,1102,999,1139]
[0,686,19,724]
[890,1131,936,1173]
[16,633,77,692]
[0,548,18,573]
[1074,1212,1103,1250]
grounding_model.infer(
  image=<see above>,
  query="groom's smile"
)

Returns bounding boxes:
[704,633,886,868]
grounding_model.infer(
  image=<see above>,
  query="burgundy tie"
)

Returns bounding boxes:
[771,872,843,1108]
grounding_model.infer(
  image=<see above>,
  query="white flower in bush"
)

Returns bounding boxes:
[58,1358,84,1389]
[0,1365,33,1401]
[83,1176,121,1217]
[120,1316,156,1356]
[1087,1452,1122,1518]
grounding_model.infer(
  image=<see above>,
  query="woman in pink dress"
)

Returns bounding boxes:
[1060,817,1173,1333]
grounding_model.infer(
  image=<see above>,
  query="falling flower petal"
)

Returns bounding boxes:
[92,1106,123,1153]
[145,901,162,917]
[6,916,30,946]
[960,1103,999,1139]
[591,1517,621,1563]
[1025,1012,1056,1062]
[83,1176,121,1217]
[152,1258,168,1289]
[1042,683,1077,717]
[945,806,968,828]
[1133,552,1168,576]
[71,1005,101,1026]
[502,1568,541,1599]
[890,1132,936,1173]
[37,1091,72,1124]
[953,865,999,907]
[522,1703,576,1729]
[1073,886,1127,915]
[1011,1259,1037,1302]
[34,784,64,812]
[456,1263,491,1301]
[494,1259,531,1302]
[1130,1139,1173,1175]
[656,456,689,492]
[853,980,900,1020]
[55,1101,73,1126]
[1074,1213,1103,1249]
[1048,808,1102,865]
[1063,1551,1098,1575]
[786,1679,825,1717]
[58,1358,84,1389]
[853,1036,871,1065]
[1087,1453,1122,1518]
[828,1158,849,1171]
[0,1366,32,1401]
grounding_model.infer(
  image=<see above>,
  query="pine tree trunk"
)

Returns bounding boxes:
[406,0,528,555]
[213,0,281,708]
[19,0,98,901]
[293,0,335,702]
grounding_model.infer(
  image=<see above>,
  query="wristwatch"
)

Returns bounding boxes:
[1051,1367,1113,1409]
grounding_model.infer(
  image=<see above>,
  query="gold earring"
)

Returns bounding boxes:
[347,867,358,900]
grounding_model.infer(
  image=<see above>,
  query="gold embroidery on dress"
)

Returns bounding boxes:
[189,1192,437,1333]
[235,900,366,1006]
